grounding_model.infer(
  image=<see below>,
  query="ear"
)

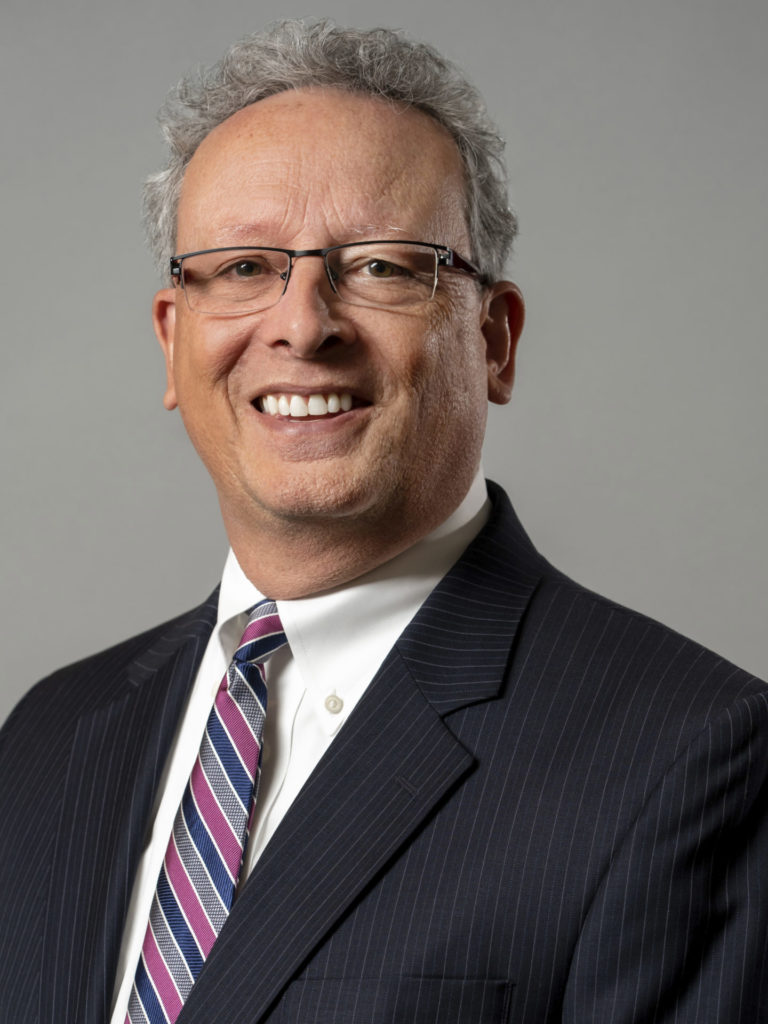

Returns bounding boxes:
[481,281,524,405]
[152,288,178,411]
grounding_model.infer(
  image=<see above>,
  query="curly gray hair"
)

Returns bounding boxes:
[143,20,517,282]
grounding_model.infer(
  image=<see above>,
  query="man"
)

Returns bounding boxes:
[1,20,766,1024]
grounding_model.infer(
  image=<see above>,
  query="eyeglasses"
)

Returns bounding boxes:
[169,240,482,315]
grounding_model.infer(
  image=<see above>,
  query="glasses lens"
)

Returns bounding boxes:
[180,249,291,314]
[327,243,438,308]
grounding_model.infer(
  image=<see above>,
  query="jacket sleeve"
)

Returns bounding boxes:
[563,689,768,1023]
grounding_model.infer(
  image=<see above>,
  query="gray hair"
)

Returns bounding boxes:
[143,20,517,282]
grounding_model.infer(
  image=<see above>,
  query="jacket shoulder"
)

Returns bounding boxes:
[524,567,767,730]
[483,481,765,711]
[2,591,218,738]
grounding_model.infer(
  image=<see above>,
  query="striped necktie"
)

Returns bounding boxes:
[126,599,286,1024]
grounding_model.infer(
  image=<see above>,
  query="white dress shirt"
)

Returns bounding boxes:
[110,472,489,1022]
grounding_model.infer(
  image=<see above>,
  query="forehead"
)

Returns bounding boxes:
[176,87,468,248]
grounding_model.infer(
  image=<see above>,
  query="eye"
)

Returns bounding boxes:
[229,259,263,278]
[365,259,405,279]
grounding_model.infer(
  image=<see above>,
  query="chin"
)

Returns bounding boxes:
[248,469,390,525]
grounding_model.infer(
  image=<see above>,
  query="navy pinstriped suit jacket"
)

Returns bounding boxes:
[1,483,767,1023]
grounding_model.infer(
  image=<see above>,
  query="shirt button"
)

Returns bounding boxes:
[324,694,344,714]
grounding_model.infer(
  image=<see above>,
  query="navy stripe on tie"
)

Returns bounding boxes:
[149,880,196,1000]
[156,867,204,976]
[133,954,169,1024]
[236,629,286,663]
[230,663,268,716]
[181,788,232,904]
[206,713,252,808]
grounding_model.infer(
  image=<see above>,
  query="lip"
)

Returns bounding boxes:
[246,392,372,450]
[246,401,372,450]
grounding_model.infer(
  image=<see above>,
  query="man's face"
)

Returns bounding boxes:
[154,88,521,556]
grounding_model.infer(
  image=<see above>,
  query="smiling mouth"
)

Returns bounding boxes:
[255,391,361,419]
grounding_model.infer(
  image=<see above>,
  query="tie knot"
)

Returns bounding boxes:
[234,598,287,667]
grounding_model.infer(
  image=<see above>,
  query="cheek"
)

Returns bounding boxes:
[397,302,462,386]
[415,302,488,412]
[174,318,252,395]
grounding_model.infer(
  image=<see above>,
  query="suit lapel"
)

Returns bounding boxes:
[397,482,545,713]
[179,485,546,1023]
[39,593,218,1024]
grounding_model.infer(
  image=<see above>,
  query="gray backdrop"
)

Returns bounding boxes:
[2,0,766,724]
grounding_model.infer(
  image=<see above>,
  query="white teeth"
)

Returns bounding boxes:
[260,391,355,418]
[289,395,309,417]
[307,394,328,415]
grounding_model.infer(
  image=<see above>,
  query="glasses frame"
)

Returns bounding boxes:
[169,240,483,315]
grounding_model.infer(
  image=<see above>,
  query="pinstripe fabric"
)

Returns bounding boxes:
[0,594,218,1024]
[2,484,767,1023]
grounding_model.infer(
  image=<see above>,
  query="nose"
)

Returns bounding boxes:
[263,252,355,358]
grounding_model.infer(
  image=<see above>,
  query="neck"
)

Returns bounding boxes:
[222,496,468,600]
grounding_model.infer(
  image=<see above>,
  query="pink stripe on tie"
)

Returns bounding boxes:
[189,761,242,877]
[217,687,259,778]
[142,923,183,1021]
[240,612,283,646]
[165,838,218,956]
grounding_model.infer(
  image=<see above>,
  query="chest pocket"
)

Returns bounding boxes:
[275,976,514,1023]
